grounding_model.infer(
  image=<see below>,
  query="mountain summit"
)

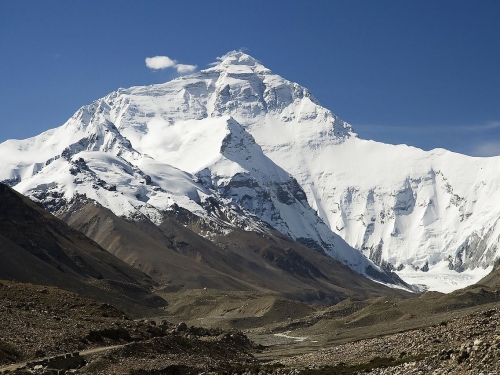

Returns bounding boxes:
[2,51,499,291]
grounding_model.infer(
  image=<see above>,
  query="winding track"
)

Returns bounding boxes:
[0,344,125,372]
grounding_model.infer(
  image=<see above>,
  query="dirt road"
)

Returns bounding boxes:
[0,344,124,372]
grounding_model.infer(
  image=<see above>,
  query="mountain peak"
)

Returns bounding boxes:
[205,51,271,75]
[10,51,493,291]
[216,50,260,67]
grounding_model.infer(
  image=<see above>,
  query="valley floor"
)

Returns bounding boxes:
[4,281,500,374]
[257,305,500,374]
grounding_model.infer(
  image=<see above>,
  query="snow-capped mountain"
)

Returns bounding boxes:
[2,51,498,291]
[0,59,393,284]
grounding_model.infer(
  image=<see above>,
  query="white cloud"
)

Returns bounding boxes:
[142,118,182,151]
[469,121,500,131]
[145,56,177,70]
[175,64,197,73]
[469,141,500,157]
[145,55,197,74]
[355,120,500,135]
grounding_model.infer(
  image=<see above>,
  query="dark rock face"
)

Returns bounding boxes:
[259,246,325,279]
[1,176,20,187]
[368,242,384,266]
[393,182,416,215]
[450,229,498,272]
[30,189,69,212]
[275,180,307,206]
[0,183,166,316]
[295,238,324,253]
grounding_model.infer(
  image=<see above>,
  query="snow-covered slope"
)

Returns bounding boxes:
[2,50,498,291]
[129,114,374,271]
[0,74,391,283]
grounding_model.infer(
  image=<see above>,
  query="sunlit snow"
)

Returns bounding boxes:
[397,262,493,293]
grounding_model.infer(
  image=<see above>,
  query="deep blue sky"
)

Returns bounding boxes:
[1,0,499,156]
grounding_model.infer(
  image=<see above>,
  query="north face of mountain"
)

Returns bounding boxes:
[0,86,391,284]
[2,51,498,290]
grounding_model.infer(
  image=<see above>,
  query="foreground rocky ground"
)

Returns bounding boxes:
[269,307,500,374]
[3,280,500,374]
[0,280,168,362]
[0,281,257,374]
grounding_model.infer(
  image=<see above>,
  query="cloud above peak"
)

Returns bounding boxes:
[469,140,500,157]
[145,56,176,70]
[145,55,196,74]
[175,63,197,73]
